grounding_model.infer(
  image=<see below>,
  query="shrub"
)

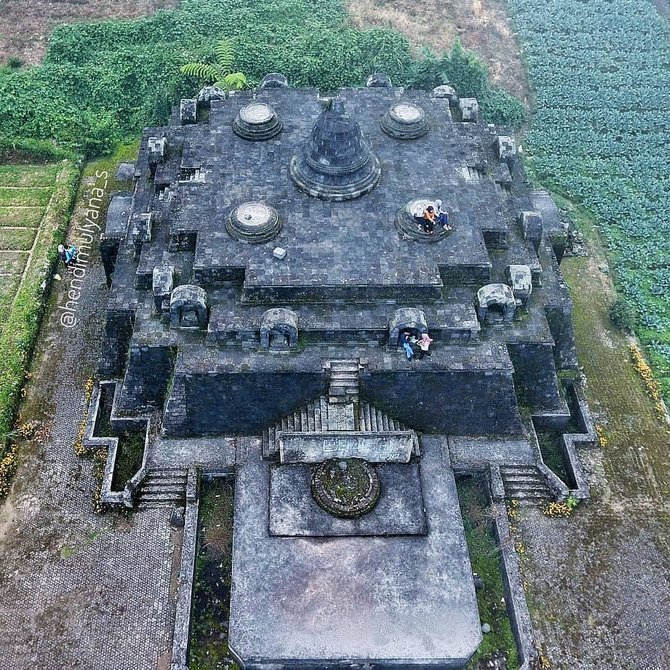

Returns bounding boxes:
[608,297,637,334]
[0,0,523,156]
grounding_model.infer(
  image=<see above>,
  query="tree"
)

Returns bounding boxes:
[180,39,247,92]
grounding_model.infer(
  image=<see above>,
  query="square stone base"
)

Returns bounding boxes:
[229,436,482,668]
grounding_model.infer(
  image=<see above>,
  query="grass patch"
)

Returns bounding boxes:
[0,227,37,251]
[0,207,44,227]
[189,477,238,670]
[0,159,80,442]
[458,473,519,670]
[111,431,145,490]
[0,163,59,187]
[0,275,21,326]
[0,186,53,207]
[0,250,28,275]
[556,194,670,498]
[536,431,568,484]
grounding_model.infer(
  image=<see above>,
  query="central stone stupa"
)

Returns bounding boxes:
[290,98,381,200]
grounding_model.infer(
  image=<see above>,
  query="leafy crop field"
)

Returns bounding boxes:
[0,165,59,331]
[507,0,670,399]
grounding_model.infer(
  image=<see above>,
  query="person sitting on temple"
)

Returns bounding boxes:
[398,329,415,360]
[434,200,452,230]
[421,205,437,234]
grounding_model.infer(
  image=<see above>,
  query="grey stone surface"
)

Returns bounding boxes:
[229,437,481,667]
[115,162,136,181]
[279,431,415,463]
[448,436,535,468]
[459,97,479,122]
[268,461,427,537]
[104,193,132,238]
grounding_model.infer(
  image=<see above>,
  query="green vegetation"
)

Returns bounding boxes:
[507,0,670,400]
[0,208,44,228]
[0,0,523,157]
[608,297,638,335]
[458,474,519,670]
[0,228,37,251]
[0,187,53,207]
[190,478,238,670]
[111,432,145,490]
[181,38,247,91]
[0,160,80,442]
[0,164,60,187]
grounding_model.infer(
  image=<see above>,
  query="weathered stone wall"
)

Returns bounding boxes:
[165,372,327,435]
[117,345,175,412]
[508,343,566,413]
[99,309,135,378]
[361,370,523,435]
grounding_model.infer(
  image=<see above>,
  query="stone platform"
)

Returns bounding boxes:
[229,436,481,669]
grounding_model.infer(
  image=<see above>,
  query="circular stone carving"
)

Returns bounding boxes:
[311,458,381,518]
[233,103,282,141]
[395,199,452,244]
[381,102,429,139]
[226,201,282,244]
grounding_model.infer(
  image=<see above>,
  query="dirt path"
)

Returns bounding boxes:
[0,159,177,670]
[0,0,178,66]
[518,214,670,669]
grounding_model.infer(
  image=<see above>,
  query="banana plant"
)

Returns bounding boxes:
[180,39,247,92]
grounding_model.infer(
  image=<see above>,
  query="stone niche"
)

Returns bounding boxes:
[170,285,208,329]
[459,97,480,122]
[180,98,197,125]
[196,85,226,107]
[476,283,517,324]
[259,72,289,89]
[389,307,428,345]
[260,308,298,350]
[505,264,532,306]
[152,264,174,313]
[432,84,458,103]
[366,72,392,88]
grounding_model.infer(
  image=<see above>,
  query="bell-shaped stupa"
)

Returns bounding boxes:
[289,99,381,201]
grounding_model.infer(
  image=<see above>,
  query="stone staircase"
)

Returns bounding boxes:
[136,468,188,509]
[327,359,361,404]
[500,465,553,501]
[261,397,420,459]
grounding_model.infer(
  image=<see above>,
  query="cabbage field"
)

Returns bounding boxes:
[507,0,670,398]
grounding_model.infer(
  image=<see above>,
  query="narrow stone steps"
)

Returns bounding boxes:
[137,468,187,508]
[500,465,552,501]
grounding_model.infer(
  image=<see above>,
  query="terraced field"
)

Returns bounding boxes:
[0,164,60,333]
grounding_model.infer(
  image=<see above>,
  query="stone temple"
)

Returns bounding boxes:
[100,73,592,669]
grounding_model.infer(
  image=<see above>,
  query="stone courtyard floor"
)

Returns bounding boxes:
[0,167,178,670]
